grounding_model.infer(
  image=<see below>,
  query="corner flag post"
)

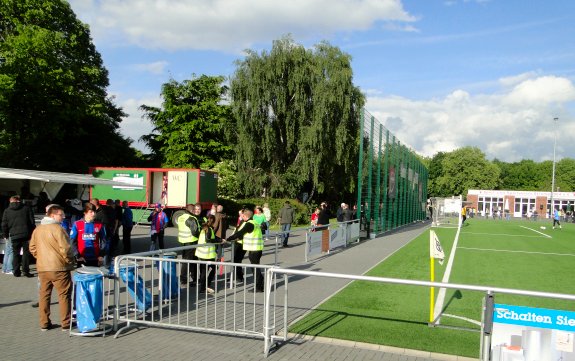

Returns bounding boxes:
[429,229,444,324]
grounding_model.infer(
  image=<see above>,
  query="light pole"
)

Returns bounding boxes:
[550,117,558,218]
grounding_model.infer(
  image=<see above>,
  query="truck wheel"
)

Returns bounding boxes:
[172,210,186,227]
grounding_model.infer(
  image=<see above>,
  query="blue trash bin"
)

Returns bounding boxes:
[74,270,104,333]
[119,263,152,312]
[156,252,179,301]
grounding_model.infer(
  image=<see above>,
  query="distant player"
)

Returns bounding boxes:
[461,206,467,226]
[552,209,562,229]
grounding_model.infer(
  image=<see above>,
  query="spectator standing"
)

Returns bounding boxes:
[262,203,271,240]
[342,204,353,222]
[316,202,331,230]
[121,201,133,254]
[70,203,106,267]
[213,204,227,241]
[278,201,295,248]
[336,203,345,222]
[253,207,267,235]
[113,199,123,252]
[310,207,320,230]
[148,203,169,250]
[29,205,74,331]
[2,195,35,277]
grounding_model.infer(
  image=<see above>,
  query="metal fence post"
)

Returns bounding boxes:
[481,291,494,361]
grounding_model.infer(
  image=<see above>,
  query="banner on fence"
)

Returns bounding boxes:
[491,303,575,359]
[306,231,323,259]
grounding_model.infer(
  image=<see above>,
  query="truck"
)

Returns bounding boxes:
[89,167,218,224]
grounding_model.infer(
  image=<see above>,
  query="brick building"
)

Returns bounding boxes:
[466,189,575,218]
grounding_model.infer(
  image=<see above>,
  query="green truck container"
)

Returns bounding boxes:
[89,167,218,223]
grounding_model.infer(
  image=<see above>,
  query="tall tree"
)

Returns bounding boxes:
[0,0,139,172]
[433,147,500,197]
[140,75,233,169]
[230,36,365,200]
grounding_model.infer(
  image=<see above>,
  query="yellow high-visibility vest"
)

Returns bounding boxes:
[242,220,263,251]
[196,228,216,260]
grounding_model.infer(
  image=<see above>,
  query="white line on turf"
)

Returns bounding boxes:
[519,226,552,239]
[458,247,575,257]
[442,313,481,326]
[433,225,462,325]
[461,232,546,238]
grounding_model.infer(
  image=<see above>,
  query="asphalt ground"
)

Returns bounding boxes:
[0,221,477,361]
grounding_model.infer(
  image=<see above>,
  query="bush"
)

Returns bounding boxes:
[217,197,310,226]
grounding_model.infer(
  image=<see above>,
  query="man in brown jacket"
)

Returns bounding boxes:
[29,205,75,331]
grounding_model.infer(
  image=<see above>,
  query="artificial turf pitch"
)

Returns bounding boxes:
[289,218,575,357]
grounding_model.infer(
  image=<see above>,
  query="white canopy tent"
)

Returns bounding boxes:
[0,167,132,201]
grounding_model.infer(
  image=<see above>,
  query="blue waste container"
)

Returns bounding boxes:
[156,252,179,301]
[118,263,152,312]
[73,269,104,333]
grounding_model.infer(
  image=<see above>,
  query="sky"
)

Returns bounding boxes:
[67,0,575,163]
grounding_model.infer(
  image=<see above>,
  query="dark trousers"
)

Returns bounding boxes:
[151,230,165,250]
[233,243,247,279]
[198,258,216,291]
[248,250,264,291]
[180,247,198,284]
[122,226,133,254]
[12,238,31,275]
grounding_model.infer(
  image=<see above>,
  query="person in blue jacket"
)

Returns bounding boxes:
[148,203,169,250]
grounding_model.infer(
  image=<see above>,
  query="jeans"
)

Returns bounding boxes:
[2,238,13,273]
[264,221,270,239]
[281,223,291,246]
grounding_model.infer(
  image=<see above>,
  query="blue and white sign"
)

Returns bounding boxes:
[494,304,575,332]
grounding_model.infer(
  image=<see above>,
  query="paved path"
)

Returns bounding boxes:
[0,221,476,360]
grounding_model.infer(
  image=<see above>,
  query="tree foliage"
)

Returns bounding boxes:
[230,36,365,200]
[140,75,233,169]
[0,0,140,172]
[431,147,500,197]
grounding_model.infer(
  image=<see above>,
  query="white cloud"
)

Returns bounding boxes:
[116,96,161,151]
[133,61,169,75]
[69,0,415,52]
[366,75,575,162]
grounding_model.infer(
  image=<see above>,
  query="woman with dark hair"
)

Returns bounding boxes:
[70,203,106,267]
[196,214,219,294]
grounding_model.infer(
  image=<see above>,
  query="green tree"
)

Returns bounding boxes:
[434,147,500,197]
[496,159,548,190]
[140,75,233,169]
[0,0,139,172]
[210,159,241,199]
[230,36,365,200]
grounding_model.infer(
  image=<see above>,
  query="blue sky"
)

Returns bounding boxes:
[68,0,575,162]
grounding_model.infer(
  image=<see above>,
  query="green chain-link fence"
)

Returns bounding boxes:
[356,108,428,237]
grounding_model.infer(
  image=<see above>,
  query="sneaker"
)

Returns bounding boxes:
[23,272,34,278]
[40,323,54,331]
[206,287,215,294]
[3,271,13,275]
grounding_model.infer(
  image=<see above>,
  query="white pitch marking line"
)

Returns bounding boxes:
[519,226,552,239]
[461,232,545,238]
[458,247,575,257]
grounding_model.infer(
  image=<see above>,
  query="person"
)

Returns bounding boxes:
[316,202,331,230]
[278,201,295,248]
[148,203,168,250]
[310,207,320,231]
[121,201,133,254]
[112,199,123,252]
[224,209,264,292]
[177,203,204,286]
[262,203,271,240]
[90,198,110,261]
[553,208,562,229]
[342,203,353,222]
[196,214,220,294]
[29,205,74,331]
[253,206,267,234]
[213,204,227,242]
[426,198,433,220]
[1,195,35,278]
[208,204,217,217]
[461,206,467,226]
[70,203,106,267]
[336,203,345,222]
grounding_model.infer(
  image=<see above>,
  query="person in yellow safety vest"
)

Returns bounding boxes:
[223,209,264,292]
[196,214,221,294]
[177,203,204,286]
[461,206,467,226]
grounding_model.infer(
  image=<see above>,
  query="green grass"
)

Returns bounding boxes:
[289,219,575,357]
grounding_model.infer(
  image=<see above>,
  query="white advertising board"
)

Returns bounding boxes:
[306,231,323,260]
[329,228,345,250]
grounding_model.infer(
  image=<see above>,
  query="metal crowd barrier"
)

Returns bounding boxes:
[111,244,288,341]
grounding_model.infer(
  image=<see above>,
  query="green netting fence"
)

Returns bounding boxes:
[356,108,428,237]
